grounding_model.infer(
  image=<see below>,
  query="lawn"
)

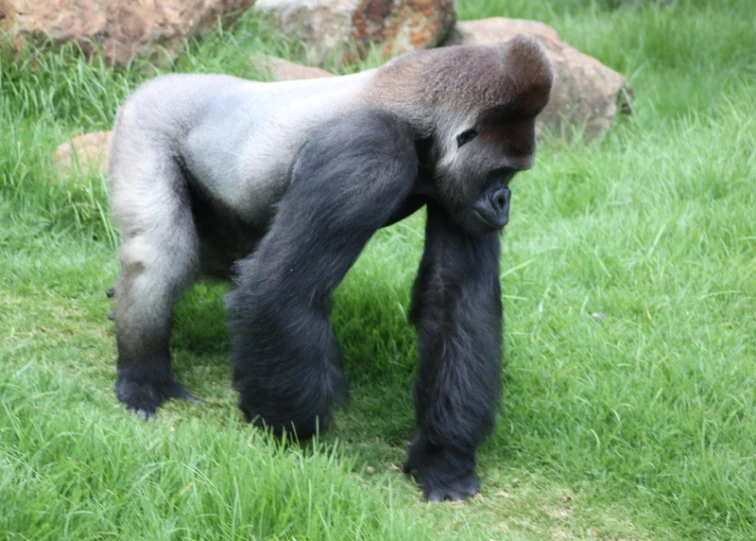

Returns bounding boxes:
[1,0,755,539]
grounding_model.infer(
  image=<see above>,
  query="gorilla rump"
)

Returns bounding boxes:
[107,36,552,501]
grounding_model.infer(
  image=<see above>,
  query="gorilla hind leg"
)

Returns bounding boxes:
[110,139,201,418]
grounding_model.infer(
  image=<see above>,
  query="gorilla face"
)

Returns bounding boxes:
[433,110,538,236]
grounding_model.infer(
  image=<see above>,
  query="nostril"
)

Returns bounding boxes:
[490,188,508,211]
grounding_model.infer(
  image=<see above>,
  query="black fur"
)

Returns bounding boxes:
[403,201,502,501]
[226,112,503,499]
[227,110,418,438]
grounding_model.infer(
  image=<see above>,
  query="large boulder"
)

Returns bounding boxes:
[447,18,633,140]
[0,0,256,66]
[254,0,456,65]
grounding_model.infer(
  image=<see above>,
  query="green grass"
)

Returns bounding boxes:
[2,1,755,539]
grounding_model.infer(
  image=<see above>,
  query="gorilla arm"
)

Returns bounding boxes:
[404,200,503,501]
[227,109,419,437]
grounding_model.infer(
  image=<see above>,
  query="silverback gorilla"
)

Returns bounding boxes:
[107,36,552,501]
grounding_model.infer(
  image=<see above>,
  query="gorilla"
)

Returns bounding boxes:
[107,35,552,501]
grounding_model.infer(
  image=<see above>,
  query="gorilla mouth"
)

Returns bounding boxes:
[472,208,506,232]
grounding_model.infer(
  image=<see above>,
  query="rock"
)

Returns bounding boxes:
[448,18,560,45]
[1,0,257,66]
[254,0,456,65]
[446,18,634,140]
[257,56,335,80]
[51,131,112,178]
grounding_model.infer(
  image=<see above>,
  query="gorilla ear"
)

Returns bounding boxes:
[504,35,553,117]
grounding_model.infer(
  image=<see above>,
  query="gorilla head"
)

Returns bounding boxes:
[368,37,552,234]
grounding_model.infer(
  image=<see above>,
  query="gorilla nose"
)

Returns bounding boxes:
[473,186,511,231]
[490,187,510,213]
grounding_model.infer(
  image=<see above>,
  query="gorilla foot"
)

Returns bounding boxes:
[403,438,480,501]
[116,369,200,419]
[419,469,480,502]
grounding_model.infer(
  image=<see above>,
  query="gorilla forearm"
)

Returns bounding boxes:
[406,201,503,500]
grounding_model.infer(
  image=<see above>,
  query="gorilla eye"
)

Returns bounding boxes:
[456,129,478,148]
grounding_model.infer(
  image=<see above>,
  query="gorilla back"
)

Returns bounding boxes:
[108,36,552,501]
